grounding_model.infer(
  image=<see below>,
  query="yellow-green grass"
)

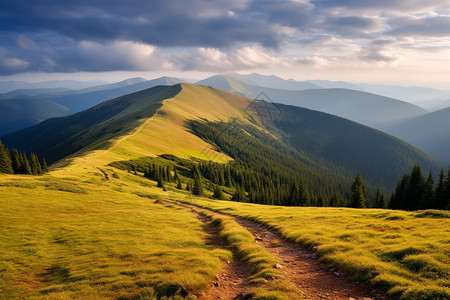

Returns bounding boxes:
[195,208,301,300]
[0,173,231,299]
[178,197,450,299]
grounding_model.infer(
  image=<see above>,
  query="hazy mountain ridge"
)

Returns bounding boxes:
[0,98,69,136]
[198,75,427,128]
[0,76,185,135]
[381,107,450,163]
[2,83,442,192]
[0,79,106,93]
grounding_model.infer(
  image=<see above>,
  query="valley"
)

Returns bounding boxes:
[0,80,449,299]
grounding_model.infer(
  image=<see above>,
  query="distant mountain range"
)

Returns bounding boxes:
[381,107,450,164]
[2,83,442,192]
[0,79,105,93]
[1,73,449,166]
[0,76,184,135]
[197,74,427,128]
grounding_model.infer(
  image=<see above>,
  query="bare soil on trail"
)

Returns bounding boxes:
[235,218,394,300]
[170,201,394,300]
[190,210,253,300]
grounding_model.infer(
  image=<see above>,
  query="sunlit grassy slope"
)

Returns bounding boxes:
[0,172,232,299]
[50,83,253,177]
[2,83,449,299]
[178,196,450,299]
[0,84,259,299]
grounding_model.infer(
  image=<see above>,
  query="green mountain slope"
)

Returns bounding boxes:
[48,76,185,113]
[2,83,442,195]
[381,107,450,163]
[2,85,182,164]
[0,97,69,136]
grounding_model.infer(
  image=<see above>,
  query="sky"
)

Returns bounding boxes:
[1,0,450,89]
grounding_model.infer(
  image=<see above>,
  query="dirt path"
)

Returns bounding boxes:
[186,208,253,300]
[234,218,392,300]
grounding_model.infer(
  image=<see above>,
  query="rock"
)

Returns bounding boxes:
[334,271,343,277]
[234,292,255,300]
[213,282,219,287]
[273,263,283,269]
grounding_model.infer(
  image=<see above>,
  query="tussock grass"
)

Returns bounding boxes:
[180,198,450,299]
[0,174,230,299]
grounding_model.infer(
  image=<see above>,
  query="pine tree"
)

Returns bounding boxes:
[157,177,165,188]
[30,153,43,175]
[21,152,31,175]
[0,140,13,174]
[42,158,48,173]
[443,167,450,210]
[177,178,183,189]
[213,184,224,200]
[435,169,445,209]
[192,166,204,196]
[374,188,386,208]
[350,172,367,208]
[11,149,21,174]
[298,182,310,206]
[421,171,435,210]
[231,184,246,202]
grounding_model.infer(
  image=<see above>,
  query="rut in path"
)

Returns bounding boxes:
[188,209,253,300]
[234,217,394,300]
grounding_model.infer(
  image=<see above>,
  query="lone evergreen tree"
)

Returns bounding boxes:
[213,184,224,200]
[350,172,367,208]
[374,188,386,208]
[0,140,13,174]
[192,166,204,196]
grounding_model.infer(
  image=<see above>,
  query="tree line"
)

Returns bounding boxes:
[389,165,449,210]
[0,139,48,175]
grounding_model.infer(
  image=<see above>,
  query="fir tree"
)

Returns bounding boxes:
[374,188,386,208]
[0,140,13,174]
[421,171,435,210]
[435,169,445,209]
[350,172,367,208]
[213,184,224,200]
[30,153,43,175]
[42,158,48,173]
[192,166,204,196]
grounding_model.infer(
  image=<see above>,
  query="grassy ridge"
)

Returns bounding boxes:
[179,197,450,299]
[0,173,231,299]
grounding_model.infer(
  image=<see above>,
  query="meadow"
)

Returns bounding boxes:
[178,196,450,299]
[0,173,230,299]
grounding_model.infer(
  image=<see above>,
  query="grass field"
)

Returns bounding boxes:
[0,173,231,299]
[178,196,450,299]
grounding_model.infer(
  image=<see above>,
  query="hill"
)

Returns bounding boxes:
[197,75,427,128]
[229,73,322,90]
[47,76,185,113]
[0,77,185,136]
[1,85,182,164]
[2,83,442,193]
[0,79,105,93]
[381,107,450,163]
[0,97,69,136]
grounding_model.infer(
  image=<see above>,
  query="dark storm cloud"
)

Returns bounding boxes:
[1,0,449,74]
[0,0,279,48]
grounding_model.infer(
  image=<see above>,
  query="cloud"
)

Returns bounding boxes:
[1,0,450,75]
[359,40,399,63]
[54,41,173,72]
[388,16,450,37]
[0,48,29,74]
[174,46,285,72]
